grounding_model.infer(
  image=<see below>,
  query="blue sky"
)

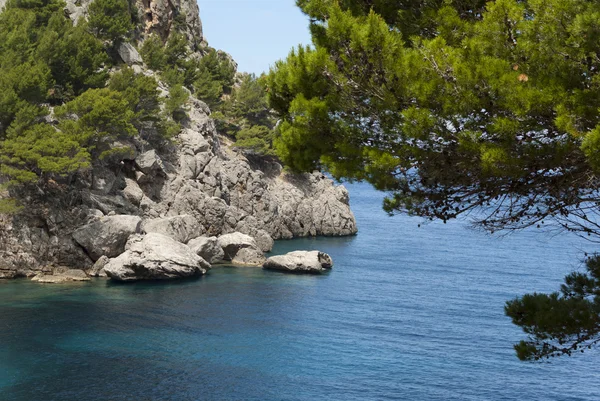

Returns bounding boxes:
[197,0,312,75]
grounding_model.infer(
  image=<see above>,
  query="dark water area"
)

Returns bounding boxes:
[1,182,599,401]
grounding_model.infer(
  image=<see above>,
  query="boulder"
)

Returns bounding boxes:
[232,247,266,266]
[72,215,142,261]
[263,251,333,274]
[104,233,210,281]
[187,236,224,264]
[122,178,144,206]
[217,232,265,266]
[142,215,202,244]
[135,150,165,176]
[117,42,142,65]
[88,255,109,277]
[32,269,90,283]
[253,230,274,253]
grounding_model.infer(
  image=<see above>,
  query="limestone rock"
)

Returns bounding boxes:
[232,247,266,266]
[135,150,165,176]
[187,236,224,264]
[218,232,259,259]
[263,251,333,274]
[217,232,266,266]
[92,168,117,194]
[32,269,90,283]
[104,233,210,281]
[122,178,144,206]
[72,215,142,261]
[118,42,142,65]
[64,0,93,24]
[142,215,202,243]
[89,255,109,277]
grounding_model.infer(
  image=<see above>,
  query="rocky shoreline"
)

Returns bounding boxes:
[0,0,357,280]
[0,97,357,280]
[29,229,336,283]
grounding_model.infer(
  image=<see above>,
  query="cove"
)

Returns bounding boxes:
[0,181,599,401]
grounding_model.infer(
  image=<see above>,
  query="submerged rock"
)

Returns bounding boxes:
[263,251,333,274]
[104,233,210,281]
[32,269,90,283]
[72,215,142,261]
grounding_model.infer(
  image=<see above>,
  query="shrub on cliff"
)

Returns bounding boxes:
[88,0,134,42]
[0,0,186,186]
[214,73,276,156]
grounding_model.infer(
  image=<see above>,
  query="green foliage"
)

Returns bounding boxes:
[139,34,166,71]
[270,0,600,359]
[214,73,276,155]
[0,0,109,133]
[193,49,236,107]
[37,14,109,99]
[109,67,161,126]
[1,123,91,182]
[506,255,600,361]
[0,197,23,215]
[164,84,189,122]
[234,125,275,155]
[270,0,600,233]
[88,0,133,42]
[55,88,136,149]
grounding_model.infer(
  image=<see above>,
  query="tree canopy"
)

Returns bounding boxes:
[268,0,600,360]
[0,0,179,187]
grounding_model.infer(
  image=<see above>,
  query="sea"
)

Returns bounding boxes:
[0,181,599,401]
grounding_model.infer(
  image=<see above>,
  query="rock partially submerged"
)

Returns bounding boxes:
[263,251,333,274]
[104,233,210,281]
[32,269,90,283]
[218,232,265,266]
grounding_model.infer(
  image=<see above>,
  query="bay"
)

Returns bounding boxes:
[0,181,598,400]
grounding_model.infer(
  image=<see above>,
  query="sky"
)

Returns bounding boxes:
[197,0,312,75]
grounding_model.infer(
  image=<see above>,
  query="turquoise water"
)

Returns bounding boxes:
[1,182,599,400]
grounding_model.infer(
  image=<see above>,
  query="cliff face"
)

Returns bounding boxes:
[0,0,358,279]
[64,0,204,45]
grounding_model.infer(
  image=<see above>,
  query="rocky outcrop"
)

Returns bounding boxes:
[263,251,334,274]
[104,233,210,281]
[60,0,204,46]
[136,0,204,45]
[72,215,142,261]
[218,232,265,266]
[0,0,357,280]
[142,215,202,243]
[187,236,224,264]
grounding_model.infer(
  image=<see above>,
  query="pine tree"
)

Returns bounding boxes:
[269,0,600,359]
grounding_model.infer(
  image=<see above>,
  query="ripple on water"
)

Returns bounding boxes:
[0,181,599,401]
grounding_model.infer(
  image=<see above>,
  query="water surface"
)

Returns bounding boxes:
[1,182,598,400]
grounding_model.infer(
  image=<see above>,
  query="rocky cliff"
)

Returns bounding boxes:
[0,0,357,279]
